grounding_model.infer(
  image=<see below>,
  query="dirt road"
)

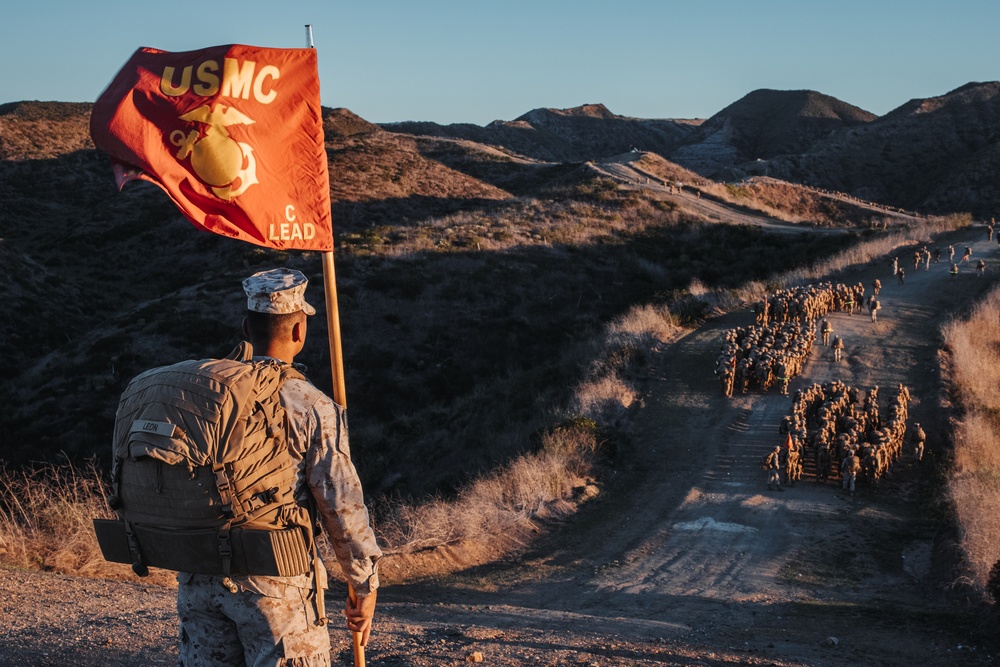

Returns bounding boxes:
[390,226,1000,665]
[589,153,920,234]
[2,229,998,666]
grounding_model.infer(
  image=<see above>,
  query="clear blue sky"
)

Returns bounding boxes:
[1,0,996,126]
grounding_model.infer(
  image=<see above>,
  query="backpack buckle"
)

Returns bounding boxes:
[213,466,234,516]
[213,467,231,493]
[217,526,233,575]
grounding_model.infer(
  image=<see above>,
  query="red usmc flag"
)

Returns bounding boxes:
[90,44,333,251]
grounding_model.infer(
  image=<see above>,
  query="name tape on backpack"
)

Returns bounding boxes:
[130,420,177,438]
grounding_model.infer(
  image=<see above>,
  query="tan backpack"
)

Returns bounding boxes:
[94,342,315,578]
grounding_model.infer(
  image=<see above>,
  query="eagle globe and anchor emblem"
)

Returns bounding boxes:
[170,103,259,201]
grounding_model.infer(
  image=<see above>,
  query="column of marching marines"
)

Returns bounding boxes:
[774,381,920,492]
[714,278,925,492]
[715,281,866,398]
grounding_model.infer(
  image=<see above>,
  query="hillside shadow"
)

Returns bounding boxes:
[330,194,507,230]
[413,145,589,197]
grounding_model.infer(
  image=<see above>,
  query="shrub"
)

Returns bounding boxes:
[540,420,607,470]
[376,449,589,555]
[942,283,1000,598]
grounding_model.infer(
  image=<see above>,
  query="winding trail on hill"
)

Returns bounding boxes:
[588,154,921,234]
[3,230,999,666]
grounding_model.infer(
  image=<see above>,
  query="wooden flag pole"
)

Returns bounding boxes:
[307,24,341,405]
[309,25,362,667]
[308,23,346,405]
[309,22,347,406]
[348,584,366,667]
[322,250,348,408]
[306,23,347,409]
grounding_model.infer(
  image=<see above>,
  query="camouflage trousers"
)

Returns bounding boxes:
[842,471,856,493]
[177,573,331,667]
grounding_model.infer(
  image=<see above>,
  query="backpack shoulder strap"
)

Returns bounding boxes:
[281,363,307,385]
[226,341,254,362]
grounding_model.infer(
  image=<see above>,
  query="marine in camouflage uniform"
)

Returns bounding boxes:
[841,448,860,495]
[910,422,926,461]
[736,357,752,395]
[820,319,832,346]
[831,335,844,361]
[774,358,791,395]
[754,355,773,392]
[868,296,880,322]
[814,443,832,484]
[176,269,383,667]
[853,283,865,314]
[717,359,735,397]
[785,443,802,486]
[765,445,784,491]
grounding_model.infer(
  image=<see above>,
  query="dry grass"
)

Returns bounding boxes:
[569,304,682,427]
[0,106,95,160]
[699,178,910,228]
[626,151,888,229]
[377,303,682,556]
[378,435,596,555]
[0,461,120,577]
[338,189,683,258]
[608,302,682,345]
[941,285,1000,596]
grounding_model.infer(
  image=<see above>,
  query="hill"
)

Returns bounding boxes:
[322,106,382,138]
[669,88,876,176]
[763,82,1000,214]
[385,84,1000,217]
[384,103,701,163]
[0,101,94,159]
